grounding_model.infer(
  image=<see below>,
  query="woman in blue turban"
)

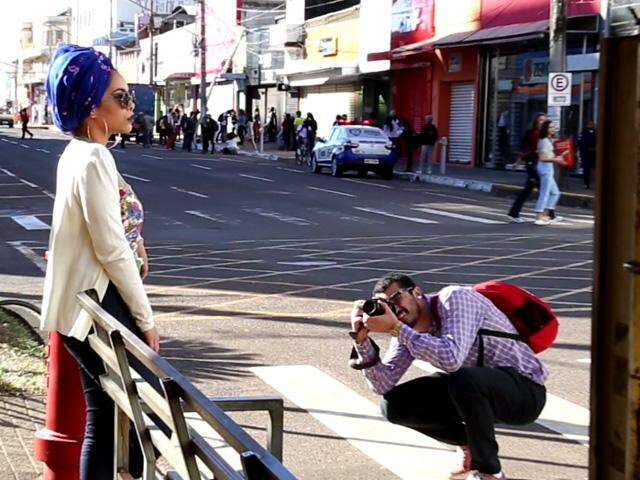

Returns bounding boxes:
[42,44,160,479]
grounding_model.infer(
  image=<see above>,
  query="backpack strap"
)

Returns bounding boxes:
[429,293,524,367]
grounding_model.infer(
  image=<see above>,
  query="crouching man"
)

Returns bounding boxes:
[350,273,548,480]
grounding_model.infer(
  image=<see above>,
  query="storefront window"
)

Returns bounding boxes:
[483,49,597,169]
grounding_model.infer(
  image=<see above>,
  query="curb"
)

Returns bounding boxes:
[238,149,280,162]
[0,302,45,344]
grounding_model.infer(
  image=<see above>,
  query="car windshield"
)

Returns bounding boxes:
[346,128,382,138]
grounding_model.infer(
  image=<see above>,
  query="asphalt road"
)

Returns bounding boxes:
[0,127,593,479]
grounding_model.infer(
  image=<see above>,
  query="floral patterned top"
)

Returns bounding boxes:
[118,174,144,271]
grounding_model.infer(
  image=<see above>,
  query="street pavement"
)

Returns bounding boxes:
[0,127,592,479]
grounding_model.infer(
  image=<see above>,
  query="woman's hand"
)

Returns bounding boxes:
[136,239,149,280]
[142,326,160,352]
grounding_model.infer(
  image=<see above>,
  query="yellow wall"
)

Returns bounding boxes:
[434,0,481,37]
[304,16,360,64]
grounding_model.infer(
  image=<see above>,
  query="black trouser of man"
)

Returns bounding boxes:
[380,367,546,475]
[508,163,539,218]
[62,283,164,480]
[21,122,33,139]
[582,152,595,188]
[182,131,194,152]
[202,133,214,153]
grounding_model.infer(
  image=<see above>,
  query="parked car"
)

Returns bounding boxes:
[310,125,398,179]
[0,109,14,128]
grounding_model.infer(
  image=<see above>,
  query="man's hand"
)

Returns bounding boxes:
[363,301,399,333]
[136,240,149,280]
[142,326,160,352]
[350,300,369,344]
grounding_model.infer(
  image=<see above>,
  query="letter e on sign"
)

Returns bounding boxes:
[548,72,573,107]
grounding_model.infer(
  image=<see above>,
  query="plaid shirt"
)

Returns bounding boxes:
[355,286,549,395]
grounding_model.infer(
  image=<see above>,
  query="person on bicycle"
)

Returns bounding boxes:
[296,120,313,164]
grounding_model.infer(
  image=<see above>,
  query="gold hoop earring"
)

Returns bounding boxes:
[87,121,93,142]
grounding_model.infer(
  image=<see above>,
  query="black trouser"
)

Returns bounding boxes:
[21,122,33,139]
[62,283,161,480]
[202,133,214,153]
[582,153,594,188]
[182,131,194,152]
[380,367,546,475]
[508,163,539,218]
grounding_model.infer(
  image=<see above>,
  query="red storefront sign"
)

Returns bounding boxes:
[391,0,435,49]
[480,0,601,28]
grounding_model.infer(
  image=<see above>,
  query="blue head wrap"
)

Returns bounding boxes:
[45,44,114,133]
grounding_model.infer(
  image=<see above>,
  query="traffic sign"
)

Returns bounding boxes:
[548,72,573,107]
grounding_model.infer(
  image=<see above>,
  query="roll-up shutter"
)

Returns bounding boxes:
[298,83,359,138]
[448,82,475,164]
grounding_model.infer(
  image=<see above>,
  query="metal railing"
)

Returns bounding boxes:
[76,290,296,480]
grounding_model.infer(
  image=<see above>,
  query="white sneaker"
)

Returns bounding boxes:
[507,215,525,223]
[449,446,472,479]
[464,471,507,479]
[534,218,551,226]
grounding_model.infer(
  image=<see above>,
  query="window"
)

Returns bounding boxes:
[347,128,382,138]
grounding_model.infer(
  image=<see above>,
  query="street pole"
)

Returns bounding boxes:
[548,0,567,133]
[199,0,207,117]
[149,0,154,86]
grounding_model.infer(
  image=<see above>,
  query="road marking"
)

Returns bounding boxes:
[7,241,47,272]
[243,208,315,226]
[0,195,46,199]
[19,144,31,149]
[354,207,438,224]
[171,186,209,198]
[9,141,18,145]
[278,167,303,173]
[191,164,212,170]
[185,210,228,224]
[122,173,151,183]
[142,154,163,159]
[576,358,591,364]
[239,174,274,183]
[413,361,589,446]
[35,148,51,153]
[0,168,16,177]
[252,365,454,480]
[0,183,23,186]
[42,190,55,199]
[308,186,356,198]
[342,178,392,189]
[277,261,337,267]
[11,215,50,230]
[412,207,506,225]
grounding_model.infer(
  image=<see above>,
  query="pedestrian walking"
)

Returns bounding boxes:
[416,115,438,175]
[20,108,34,139]
[43,44,160,480]
[201,113,218,154]
[507,113,546,222]
[399,119,415,172]
[156,111,168,145]
[237,109,247,145]
[216,111,228,143]
[383,110,403,152]
[281,113,294,150]
[166,112,176,150]
[267,106,277,142]
[534,120,569,225]
[253,108,262,144]
[306,112,318,148]
[579,120,596,189]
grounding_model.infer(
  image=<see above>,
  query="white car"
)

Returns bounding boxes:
[310,125,399,179]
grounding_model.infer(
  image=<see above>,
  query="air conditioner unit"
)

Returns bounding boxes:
[284,24,305,48]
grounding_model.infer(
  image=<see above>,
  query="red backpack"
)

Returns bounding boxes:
[430,281,558,365]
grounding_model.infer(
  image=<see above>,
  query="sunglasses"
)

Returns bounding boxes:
[387,287,415,307]
[111,89,135,109]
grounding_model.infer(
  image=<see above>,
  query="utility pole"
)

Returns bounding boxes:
[548,0,567,133]
[199,0,207,117]
[149,0,154,86]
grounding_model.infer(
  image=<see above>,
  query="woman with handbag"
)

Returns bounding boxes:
[41,44,160,479]
[533,120,568,226]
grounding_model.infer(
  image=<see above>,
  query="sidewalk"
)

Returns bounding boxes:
[243,145,594,209]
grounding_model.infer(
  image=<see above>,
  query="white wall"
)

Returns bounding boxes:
[358,0,391,73]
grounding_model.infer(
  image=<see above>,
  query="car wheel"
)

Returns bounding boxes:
[381,166,394,180]
[311,154,322,174]
[331,156,342,177]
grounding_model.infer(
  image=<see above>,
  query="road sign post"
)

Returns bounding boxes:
[548,72,573,107]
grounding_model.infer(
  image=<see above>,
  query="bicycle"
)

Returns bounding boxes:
[295,138,311,167]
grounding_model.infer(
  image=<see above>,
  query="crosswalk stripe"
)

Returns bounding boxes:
[252,365,454,480]
[354,207,438,224]
[11,215,50,230]
[412,207,506,224]
[412,360,589,446]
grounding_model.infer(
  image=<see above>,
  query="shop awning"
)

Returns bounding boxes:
[434,20,548,48]
[366,39,435,62]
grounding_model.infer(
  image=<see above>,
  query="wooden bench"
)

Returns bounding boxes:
[77,290,296,480]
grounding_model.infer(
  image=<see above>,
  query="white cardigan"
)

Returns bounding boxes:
[41,139,154,340]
